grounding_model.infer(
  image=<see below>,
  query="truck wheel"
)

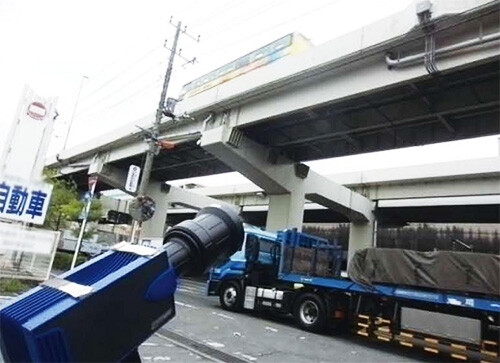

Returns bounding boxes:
[293,293,327,332]
[219,281,243,311]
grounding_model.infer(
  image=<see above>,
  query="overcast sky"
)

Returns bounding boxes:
[1,0,498,187]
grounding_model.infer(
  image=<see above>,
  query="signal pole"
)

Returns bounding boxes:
[130,19,198,242]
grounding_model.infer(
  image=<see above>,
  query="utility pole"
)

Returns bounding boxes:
[130,19,198,242]
[137,20,181,196]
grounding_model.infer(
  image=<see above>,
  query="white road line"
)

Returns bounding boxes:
[179,280,207,286]
[175,301,199,309]
[176,287,205,294]
[212,312,235,320]
[204,341,225,349]
[176,290,205,297]
[178,281,206,289]
[234,352,257,361]
[177,286,205,292]
[265,326,278,333]
[141,342,158,346]
[153,356,171,361]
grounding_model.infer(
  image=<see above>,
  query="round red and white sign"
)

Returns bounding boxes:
[27,102,47,120]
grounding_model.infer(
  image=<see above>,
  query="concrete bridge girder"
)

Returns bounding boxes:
[200,123,375,228]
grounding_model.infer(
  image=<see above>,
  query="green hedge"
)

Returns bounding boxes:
[0,278,36,295]
[52,251,89,271]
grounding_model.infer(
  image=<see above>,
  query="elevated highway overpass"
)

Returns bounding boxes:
[48,0,500,260]
[164,156,500,226]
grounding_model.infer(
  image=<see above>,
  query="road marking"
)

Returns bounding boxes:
[141,342,158,346]
[212,312,235,320]
[265,326,278,333]
[204,341,225,348]
[176,288,206,296]
[234,352,257,361]
[177,285,205,292]
[175,301,199,309]
[153,356,171,361]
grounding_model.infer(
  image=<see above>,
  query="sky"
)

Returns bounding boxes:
[0,0,498,188]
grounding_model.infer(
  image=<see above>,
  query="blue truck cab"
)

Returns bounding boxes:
[207,224,278,297]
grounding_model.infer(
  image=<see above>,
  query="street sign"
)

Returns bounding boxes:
[26,102,47,120]
[88,175,98,190]
[125,165,141,193]
[0,175,53,225]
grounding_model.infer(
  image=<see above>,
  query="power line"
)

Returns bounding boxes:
[197,1,340,60]
[87,0,201,80]
[80,46,162,102]
[77,60,166,113]
[76,58,189,120]
[201,0,288,40]
[76,78,163,122]
[187,0,235,28]
[188,0,246,30]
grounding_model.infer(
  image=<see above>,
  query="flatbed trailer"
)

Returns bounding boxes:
[207,226,500,361]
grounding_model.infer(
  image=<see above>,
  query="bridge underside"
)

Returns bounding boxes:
[65,58,499,191]
[243,58,499,162]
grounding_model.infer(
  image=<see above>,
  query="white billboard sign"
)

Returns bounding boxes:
[0,221,56,255]
[0,85,57,181]
[0,221,59,281]
[125,165,141,193]
[0,175,53,225]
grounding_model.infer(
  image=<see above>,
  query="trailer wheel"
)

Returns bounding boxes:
[219,281,243,311]
[293,293,327,332]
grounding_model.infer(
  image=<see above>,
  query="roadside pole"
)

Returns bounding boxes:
[130,21,181,243]
[130,19,198,243]
[70,175,97,269]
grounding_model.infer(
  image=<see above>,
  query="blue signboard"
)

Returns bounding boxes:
[0,177,52,225]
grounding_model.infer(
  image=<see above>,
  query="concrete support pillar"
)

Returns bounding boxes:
[141,181,169,239]
[140,183,238,239]
[347,217,375,267]
[266,192,305,231]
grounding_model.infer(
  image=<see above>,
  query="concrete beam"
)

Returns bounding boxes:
[200,125,374,223]
[96,164,130,193]
[162,184,238,213]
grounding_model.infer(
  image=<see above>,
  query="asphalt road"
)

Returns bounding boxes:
[139,279,436,363]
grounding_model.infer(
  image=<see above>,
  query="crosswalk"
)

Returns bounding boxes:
[176,278,208,298]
